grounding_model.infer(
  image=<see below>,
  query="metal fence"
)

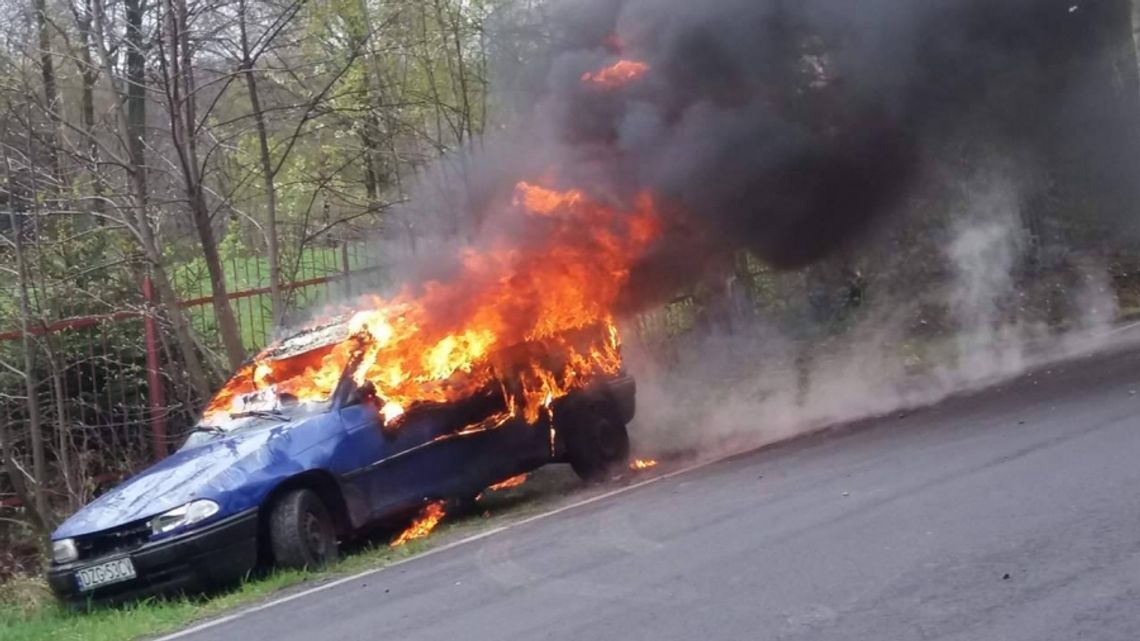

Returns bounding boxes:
[0,241,385,507]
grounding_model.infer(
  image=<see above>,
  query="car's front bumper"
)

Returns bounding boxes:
[47,508,259,607]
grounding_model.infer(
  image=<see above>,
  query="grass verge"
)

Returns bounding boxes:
[0,466,601,641]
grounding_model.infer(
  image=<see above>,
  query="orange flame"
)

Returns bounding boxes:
[390,501,446,547]
[202,180,660,431]
[630,459,658,471]
[581,60,649,89]
[488,474,528,491]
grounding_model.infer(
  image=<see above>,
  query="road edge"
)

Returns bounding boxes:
[151,459,716,641]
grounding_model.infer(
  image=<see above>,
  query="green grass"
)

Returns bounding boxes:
[0,569,316,641]
[173,245,375,300]
[0,467,594,641]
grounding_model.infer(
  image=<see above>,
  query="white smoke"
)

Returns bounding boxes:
[941,178,1031,379]
[625,175,1123,460]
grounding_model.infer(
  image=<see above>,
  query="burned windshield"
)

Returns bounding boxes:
[198,321,353,430]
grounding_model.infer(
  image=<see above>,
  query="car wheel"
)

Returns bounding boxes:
[564,399,630,482]
[269,489,339,570]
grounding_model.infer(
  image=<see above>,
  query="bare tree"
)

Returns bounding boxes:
[157,0,246,369]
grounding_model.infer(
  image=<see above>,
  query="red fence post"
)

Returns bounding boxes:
[142,275,169,460]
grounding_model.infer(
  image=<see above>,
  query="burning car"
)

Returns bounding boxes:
[47,177,657,606]
[46,317,635,606]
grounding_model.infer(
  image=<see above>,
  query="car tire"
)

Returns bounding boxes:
[268,489,339,570]
[564,398,630,482]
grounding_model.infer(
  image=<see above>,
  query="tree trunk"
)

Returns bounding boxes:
[436,0,473,143]
[33,0,63,183]
[8,205,50,531]
[238,0,284,328]
[360,113,385,211]
[355,0,387,214]
[163,0,246,369]
[75,0,107,221]
[125,0,146,190]
[48,352,76,511]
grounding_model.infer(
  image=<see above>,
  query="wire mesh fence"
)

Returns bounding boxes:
[0,241,384,512]
[174,242,383,351]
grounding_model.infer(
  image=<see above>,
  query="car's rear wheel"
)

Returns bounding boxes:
[563,398,630,482]
[268,489,338,570]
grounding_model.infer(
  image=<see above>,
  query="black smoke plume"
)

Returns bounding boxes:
[402,0,1140,311]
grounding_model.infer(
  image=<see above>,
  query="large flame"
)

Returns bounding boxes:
[203,179,660,428]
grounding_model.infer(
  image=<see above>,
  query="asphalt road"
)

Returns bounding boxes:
[177,343,1140,641]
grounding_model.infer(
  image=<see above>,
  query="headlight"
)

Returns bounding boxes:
[52,538,78,564]
[150,499,220,535]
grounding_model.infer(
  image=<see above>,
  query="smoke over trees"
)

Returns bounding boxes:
[475,0,1140,301]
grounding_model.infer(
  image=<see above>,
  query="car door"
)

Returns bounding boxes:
[335,400,480,518]
[335,403,414,520]
[374,394,554,503]
[336,390,537,519]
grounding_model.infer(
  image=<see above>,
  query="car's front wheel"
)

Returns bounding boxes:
[268,489,338,570]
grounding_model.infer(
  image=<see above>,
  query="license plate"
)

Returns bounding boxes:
[75,556,137,592]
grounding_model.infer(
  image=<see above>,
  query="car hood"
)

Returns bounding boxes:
[53,422,292,539]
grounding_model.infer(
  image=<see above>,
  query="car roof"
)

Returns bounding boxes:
[259,316,352,361]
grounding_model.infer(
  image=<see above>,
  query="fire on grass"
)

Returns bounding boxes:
[390,502,447,547]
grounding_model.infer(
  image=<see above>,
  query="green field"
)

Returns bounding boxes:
[173,243,383,351]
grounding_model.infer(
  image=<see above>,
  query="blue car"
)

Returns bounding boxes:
[47,323,635,606]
